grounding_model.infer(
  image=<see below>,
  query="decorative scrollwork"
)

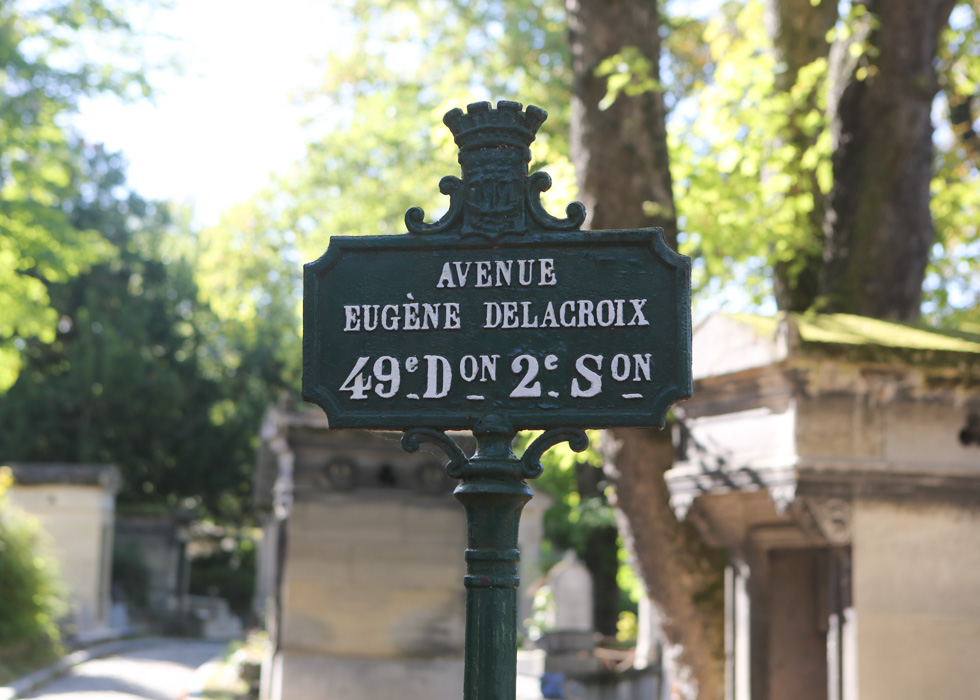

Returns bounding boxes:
[405,176,464,234]
[520,427,589,479]
[401,428,469,479]
[526,171,586,232]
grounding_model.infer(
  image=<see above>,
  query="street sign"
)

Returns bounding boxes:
[302,100,692,700]
[303,100,690,431]
[303,227,691,430]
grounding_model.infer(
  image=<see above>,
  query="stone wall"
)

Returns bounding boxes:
[853,499,980,699]
[279,496,465,659]
[255,414,472,700]
[274,654,464,700]
[8,477,117,642]
[666,313,980,700]
[115,514,189,616]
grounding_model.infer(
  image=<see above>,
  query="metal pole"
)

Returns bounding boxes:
[403,414,587,700]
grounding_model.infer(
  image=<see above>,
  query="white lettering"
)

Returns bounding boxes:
[628,299,650,326]
[403,302,420,330]
[339,357,372,400]
[484,302,502,328]
[373,356,401,397]
[518,259,535,286]
[560,301,577,327]
[334,348,642,403]
[453,261,472,287]
[541,302,559,328]
[344,305,360,331]
[421,303,439,330]
[471,298,641,330]
[480,355,499,382]
[502,302,520,328]
[423,355,452,398]
[596,300,615,327]
[459,355,479,382]
[381,304,400,330]
[345,302,459,332]
[363,305,379,331]
[577,299,596,327]
[495,260,513,286]
[539,258,557,286]
[436,258,557,288]
[510,355,542,397]
[520,301,539,328]
[436,262,456,288]
[632,353,652,381]
[571,354,604,398]
[611,354,630,381]
[445,303,461,329]
[475,261,493,287]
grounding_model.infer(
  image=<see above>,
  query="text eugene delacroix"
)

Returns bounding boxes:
[341,258,650,333]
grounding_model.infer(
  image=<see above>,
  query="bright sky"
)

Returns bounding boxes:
[73,0,724,230]
[74,0,343,227]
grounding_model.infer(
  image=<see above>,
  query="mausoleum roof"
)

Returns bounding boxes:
[743,312,980,352]
[6,462,121,492]
[694,312,980,379]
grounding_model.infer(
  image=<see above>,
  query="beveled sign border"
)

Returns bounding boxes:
[303,227,691,430]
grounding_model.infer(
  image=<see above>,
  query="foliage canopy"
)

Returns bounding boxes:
[0,0,276,520]
[0,0,157,390]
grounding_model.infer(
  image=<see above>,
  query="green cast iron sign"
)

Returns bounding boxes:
[302,100,692,700]
[303,101,691,431]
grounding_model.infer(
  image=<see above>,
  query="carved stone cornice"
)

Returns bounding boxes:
[796,462,980,508]
[799,496,852,546]
[666,453,980,553]
[664,460,798,521]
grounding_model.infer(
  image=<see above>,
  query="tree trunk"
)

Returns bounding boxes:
[566,0,676,238]
[766,0,838,311]
[583,524,622,638]
[766,0,838,93]
[566,1,725,697]
[601,428,726,700]
[821,0,956,320]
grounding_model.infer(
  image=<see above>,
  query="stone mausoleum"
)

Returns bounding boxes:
[253,405,554,700]
[666,313,980,700]
[7,463,121,643]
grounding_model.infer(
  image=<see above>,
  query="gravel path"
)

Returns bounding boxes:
[20,639,224,700]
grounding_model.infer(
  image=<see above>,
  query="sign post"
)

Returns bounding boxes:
[303,100,692,700]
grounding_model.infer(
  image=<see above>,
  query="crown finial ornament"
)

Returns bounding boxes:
[405,100,585,239]
[443,100,548,155]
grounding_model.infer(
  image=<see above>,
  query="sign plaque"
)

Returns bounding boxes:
[303,102,691,431]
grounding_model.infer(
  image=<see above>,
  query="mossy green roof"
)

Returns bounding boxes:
[730,312,980,354]
[797,314,980,353]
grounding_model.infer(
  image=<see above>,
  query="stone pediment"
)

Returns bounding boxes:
[693,312,980,380]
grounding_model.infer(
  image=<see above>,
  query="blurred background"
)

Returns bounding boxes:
[1,1,978,699]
